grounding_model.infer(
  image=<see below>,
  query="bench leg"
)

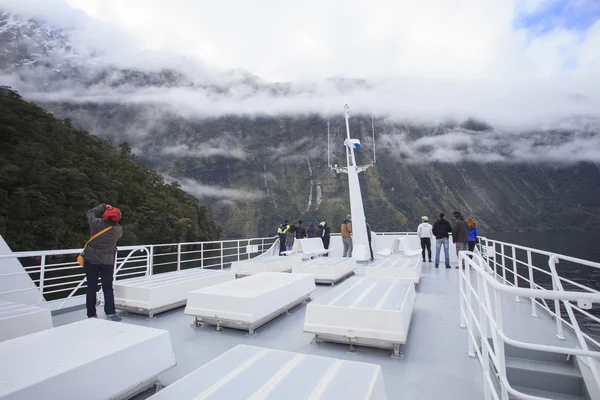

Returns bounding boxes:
[153,381,164,392]
[391,343,403,359]
[347,338,357,354]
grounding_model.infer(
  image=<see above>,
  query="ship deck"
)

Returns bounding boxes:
[51,261,580,400]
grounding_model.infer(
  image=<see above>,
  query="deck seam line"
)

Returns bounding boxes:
[307,359,344,399]
[349,280,380,308]
[365,367,382,398]
[192,348,270,399]
[375,279,398,310]
[247,354,306,400]
[326,278,365,306]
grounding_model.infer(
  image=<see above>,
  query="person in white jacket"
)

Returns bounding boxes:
[417,216,433,262]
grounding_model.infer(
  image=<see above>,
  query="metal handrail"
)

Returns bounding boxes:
[459,250,600,400]
[479,236,600,341]
[0,236,277,310]
[548,255,600,387]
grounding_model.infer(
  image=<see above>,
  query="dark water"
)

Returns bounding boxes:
[482,231,600,337]
[483,231,600,264]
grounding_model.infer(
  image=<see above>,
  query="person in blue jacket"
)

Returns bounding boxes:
[466,217,479,258]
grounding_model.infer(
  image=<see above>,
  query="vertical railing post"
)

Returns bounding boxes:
[512,246,520,302]
[200,243,204,269]
[548,255,565,340]
[177,243,182,272]
[463,254,476,357]
[491,241,497,277]
[238,240,241,261]
[493,288,509,400]
[527,250,537,317]
[220,243,224,269]
[459,254,466,328]
[477,271,492,400]
[39,255,46,301]
[148,245,154,276]
[112,250,119,279]
[486,239,495,276]
[500,244,506,285]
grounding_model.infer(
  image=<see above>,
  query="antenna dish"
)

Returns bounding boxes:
[343,139,361,149]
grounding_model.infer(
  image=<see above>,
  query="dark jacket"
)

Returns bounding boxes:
[316,225,331,250]
[452,216,469,243]
[85,204,123,265]
[295,225,306,239]
[314,225,331,239]
[432,218,452,239]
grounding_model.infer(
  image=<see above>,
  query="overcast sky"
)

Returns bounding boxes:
[58,0,600,83]
[2,0,600,128]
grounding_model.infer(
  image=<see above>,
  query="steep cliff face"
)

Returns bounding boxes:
[38,103,600,237]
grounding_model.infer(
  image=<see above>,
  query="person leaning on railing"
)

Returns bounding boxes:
[452,211,469,268]
[466,217,479,259]
[84,203,123,321]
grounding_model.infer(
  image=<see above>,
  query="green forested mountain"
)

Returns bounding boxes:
[0,87,221,251]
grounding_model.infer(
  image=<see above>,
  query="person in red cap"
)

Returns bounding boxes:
[84,203,123,320]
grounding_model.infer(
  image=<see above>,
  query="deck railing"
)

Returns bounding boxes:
[479,237,600,347]
[0,236,277,310]
[459,242,600,400]
[1,231,420,310]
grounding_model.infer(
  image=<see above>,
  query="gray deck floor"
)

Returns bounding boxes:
[52,262,578,400]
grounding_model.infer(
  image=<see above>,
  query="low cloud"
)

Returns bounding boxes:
[171,177,266,201]
[380,123,600,164]
[161,136,247,160]
[2,1,600,129]
[2,73,597,130]
[2,0,600,167]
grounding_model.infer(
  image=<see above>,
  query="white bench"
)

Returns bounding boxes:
[230,254,303,276]
[148,344,387,400]
[292,257,356,285]
[185,272,316,335]
[0,301,53,342]
[283,238,330,259]
[365,257,422,283]
[394,237,422,258]
[304,276,416,357]
[0,318,176,400]
[114,268,235,317]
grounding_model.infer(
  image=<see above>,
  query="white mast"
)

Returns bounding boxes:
[327,121,330,168]
[372,114,376,164]
[331,105,372,261]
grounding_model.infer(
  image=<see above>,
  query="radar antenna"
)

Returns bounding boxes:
[330,105,375,174]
